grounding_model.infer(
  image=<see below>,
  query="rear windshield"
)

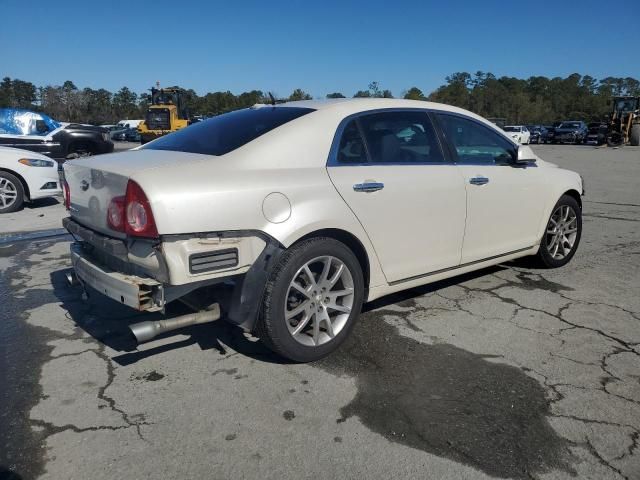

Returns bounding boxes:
[142,106,315,156]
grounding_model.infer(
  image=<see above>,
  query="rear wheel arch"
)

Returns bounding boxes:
[0,167,30,200]
[294,228,371,290]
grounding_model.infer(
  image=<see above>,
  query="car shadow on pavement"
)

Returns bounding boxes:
[25,197,61,209]
[50,260,548,369]
[0,467,23,480]
[50,263,524,367]
[364,265,506,312]
[49,269,286,367]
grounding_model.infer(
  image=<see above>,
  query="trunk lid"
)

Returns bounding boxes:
[64,162,129,238]
[63,149,210,238]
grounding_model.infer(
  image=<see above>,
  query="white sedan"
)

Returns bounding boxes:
[503,125,531,144]
[0,146,61,213]
[62,99,583,361]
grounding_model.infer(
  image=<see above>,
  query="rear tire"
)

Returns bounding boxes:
[607,132,624,147]
[256,237,364,362]
[67,142,95,158]
[534,194,582,268]
[630,124,640,146]
[0,171,25,213]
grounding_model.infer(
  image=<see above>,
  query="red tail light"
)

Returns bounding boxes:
[106,181,158,238]
[124,180,158,238]
[107,196,125,232]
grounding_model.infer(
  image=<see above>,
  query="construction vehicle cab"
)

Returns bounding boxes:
[606,96,640,147]
[138,86,189,144]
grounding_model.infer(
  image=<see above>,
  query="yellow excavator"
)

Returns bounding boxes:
[606,96,640,147]
[138,84,190,144]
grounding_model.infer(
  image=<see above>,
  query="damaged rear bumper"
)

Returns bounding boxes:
[70,242,165,311]
[65,217,286,330]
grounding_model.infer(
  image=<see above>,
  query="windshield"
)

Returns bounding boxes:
[615,99,638,112]
[142,106,315,156]
[503,126,519,132]
[558,122,580,129]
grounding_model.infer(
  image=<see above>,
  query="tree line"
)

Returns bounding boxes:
[1,74,637,125]
[426,72,640,124]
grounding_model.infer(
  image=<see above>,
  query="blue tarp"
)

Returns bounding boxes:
[0,108,61,135]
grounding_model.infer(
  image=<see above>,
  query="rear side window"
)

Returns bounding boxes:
[336,120,368,164]
[333,110,445,165]
[142,107,315,156]
[359,111,444,164]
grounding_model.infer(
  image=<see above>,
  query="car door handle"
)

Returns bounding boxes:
[469,176,489,186]
[353,182,384,193]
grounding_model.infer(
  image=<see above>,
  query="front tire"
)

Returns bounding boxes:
[0,171,25,213]
[256,237,364,362]
[534,194,582,268]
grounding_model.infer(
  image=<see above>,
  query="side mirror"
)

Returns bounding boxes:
[515,145,537,166]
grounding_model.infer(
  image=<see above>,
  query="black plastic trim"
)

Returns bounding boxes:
[189,248,239,274]
[389,245,536,286]
[226,237,285,332]
[63,217,129,260]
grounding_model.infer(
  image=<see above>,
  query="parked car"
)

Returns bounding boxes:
[502,125,530,144]
[62,99,583,361]
[553,121,588,144]
[111,129,128,141]
[125,128,141,142]
[0,146,62,213]
[0,109,114,160]
[585,122,608,146]
[117,119,144,129]
[526,125,550,144]
[544,125,557,144]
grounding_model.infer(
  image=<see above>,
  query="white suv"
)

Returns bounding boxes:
[63,99,583,361]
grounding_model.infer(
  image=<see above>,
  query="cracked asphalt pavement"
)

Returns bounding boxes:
[1,145,639,480]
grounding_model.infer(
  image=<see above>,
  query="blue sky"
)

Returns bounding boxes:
[1,0,637,98]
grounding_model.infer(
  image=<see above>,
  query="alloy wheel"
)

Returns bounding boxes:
[0,177,18,209]
[545,205,578,260]
[284,256,355,347]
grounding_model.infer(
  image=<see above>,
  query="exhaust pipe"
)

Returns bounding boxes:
[129,304,221,343]
[65,270,78,287]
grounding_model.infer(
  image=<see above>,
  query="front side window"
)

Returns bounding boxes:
[437,113,516,165]
[143,106,314,156]
[358,111,444,163]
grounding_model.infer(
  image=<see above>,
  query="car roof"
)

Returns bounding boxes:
[258,98,508,135]
[263,98,476,116]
